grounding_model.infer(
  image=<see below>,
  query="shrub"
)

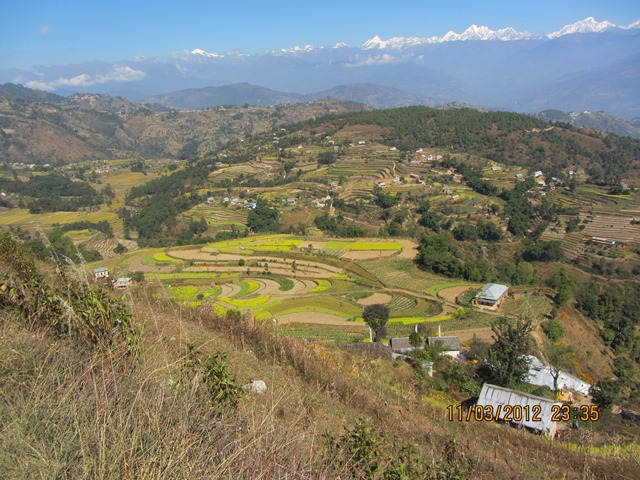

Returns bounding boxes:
[541,318,564,342]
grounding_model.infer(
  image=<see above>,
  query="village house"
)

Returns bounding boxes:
[93,267,109,283]
[113,277,132,290]
[524,356,591,395]
[388,337,423,354]
[473,283,509,308]
[476,384,561,438]
[426,336,461,358]
[389,335,460,359]
[587,237,620,248]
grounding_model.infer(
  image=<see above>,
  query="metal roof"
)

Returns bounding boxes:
[426,336,460,351]
[475,283,509,302]
[389,337,424,353]
[524,355,591,395]
[476,383,560,433]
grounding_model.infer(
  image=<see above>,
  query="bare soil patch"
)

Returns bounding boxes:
[446,327,494,343]
[438,286,476,304]
[357,293,393,306]
[342,250,396,260]
[395,239,420,259]
[218,283,240,297]
[253,279,284,296]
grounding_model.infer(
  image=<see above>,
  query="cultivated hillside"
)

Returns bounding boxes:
[1,234,638,479]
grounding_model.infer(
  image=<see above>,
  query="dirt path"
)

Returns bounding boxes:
[218,283,240,297]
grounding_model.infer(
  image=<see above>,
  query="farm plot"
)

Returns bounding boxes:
[578,212,640,244]
[0,208,121,233]
[357,292,393,306]
[362,257,445,294]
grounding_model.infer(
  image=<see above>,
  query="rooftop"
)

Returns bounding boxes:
[475,283,508,302]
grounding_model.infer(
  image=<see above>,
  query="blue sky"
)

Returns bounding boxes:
[1,0,639,69]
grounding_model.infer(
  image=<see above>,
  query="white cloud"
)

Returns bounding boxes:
[345,54,400,68]
[24,65,146,91]
[40,25,54,36]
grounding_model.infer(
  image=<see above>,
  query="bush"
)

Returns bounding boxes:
[541,318,564,342]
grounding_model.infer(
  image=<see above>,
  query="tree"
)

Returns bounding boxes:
[547,344,575,395]
[590,379,620,411]
[247,199,280,233]
[480,317,534,388]
[409,331,423,348]
[362,304,390,342]
[547,268,575,306]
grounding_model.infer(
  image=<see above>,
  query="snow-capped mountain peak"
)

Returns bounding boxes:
[547,17,617,39]
[626,19,640,29]
[364,24,536,49]
[191,48,224,58]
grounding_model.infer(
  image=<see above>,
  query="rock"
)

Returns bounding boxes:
[242,380,267,394]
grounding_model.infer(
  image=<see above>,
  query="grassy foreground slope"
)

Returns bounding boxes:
[1,234,638,479]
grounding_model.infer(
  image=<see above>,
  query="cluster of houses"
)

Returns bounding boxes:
[207,197,257,209]
[92,267,132,290]
[385,281,595,438]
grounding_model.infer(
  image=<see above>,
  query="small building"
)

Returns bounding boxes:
[587,237,618,247]
[533,170,543,178]
[358,140,366,145]
[524,355,591,395]
[113,277,132,290]
[491,166,502,172]
[377,181,386,188]
[93,267,109,283]
[426,336,461,358]
[515,173,525,182]
[389,337,424,354]
[286,197,296,205]
[473,283,509,308]
[476,383,560,437]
